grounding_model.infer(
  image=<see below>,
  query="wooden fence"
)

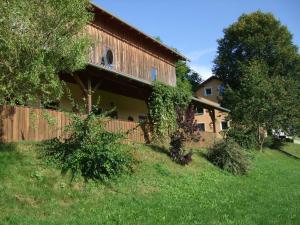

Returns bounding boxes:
[0,105,215,147]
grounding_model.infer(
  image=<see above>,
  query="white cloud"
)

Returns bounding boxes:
[189,64,213,80]
[186,48,215,61]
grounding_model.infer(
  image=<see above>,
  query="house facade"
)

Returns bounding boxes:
[58,4,188,123]
[0,3,229,145]
[194,76,230,138]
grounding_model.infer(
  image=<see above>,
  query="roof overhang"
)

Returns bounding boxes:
[191,97,230,112]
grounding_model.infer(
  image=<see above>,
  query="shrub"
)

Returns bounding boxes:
[226,126,257,149]
[169,106,200,165]
[207,139,250,175]
[43,112,134,182]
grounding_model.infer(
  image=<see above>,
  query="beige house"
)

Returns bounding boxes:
[194,76,230,138]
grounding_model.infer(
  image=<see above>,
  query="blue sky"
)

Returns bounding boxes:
[93,0,300,80]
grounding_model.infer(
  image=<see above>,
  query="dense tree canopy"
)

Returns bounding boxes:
[0,0,93,105]
[213,11,300,89]
[214,11,300,146]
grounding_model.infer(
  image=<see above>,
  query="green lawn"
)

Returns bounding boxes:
[0,143,300,225]
[281,143,300,158]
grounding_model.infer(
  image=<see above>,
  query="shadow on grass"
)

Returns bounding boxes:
[0,142,24,176]
[146,144,170,156]
[0,142,19,153]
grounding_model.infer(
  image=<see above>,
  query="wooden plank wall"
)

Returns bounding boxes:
[87,24,177,86]
[0,105,145,143]
[0,105,215,147]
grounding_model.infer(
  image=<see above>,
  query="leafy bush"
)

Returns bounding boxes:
[169,106,200,165]
[207,139,250,175]
[43,112,134,182]
[226,126,257,149]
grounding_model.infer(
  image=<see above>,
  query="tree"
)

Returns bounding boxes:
[0,0,93,106]
[176,61,202,92]
[214,11,300,149]
[169,105,200,165]
[213,11,300,89]
[223,61,300,150]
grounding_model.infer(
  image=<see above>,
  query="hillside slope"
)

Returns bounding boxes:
[0,143,300,225]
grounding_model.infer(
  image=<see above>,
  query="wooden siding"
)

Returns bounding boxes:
[0,105,145,143]
[87,24,177,86]
[0,105,216,147]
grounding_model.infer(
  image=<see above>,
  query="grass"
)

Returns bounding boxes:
[281,142,300,158]
[0,142,300,225]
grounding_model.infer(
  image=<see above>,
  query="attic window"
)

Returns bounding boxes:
[101,48,114,69]
[204,88,212,96]
[151,68,157,81]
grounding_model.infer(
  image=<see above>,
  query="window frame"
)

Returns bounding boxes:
[220,121,229,131]
[197,123,206,132]
[195,106,205,115]
[204,87,212,96]
[151,67,158,81]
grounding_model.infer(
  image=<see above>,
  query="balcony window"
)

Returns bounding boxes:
[151,68,157,81]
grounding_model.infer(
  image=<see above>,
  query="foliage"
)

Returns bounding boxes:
[0,0,93,105]
[226,125,257,149]
[214,11,300,151]
[43,111,134,182]
[176,61,202,92]
[223,60,300,150]
[169,106,200,165]
[213,11,300,89]
[207,138,251,175]
[148,81,192,142]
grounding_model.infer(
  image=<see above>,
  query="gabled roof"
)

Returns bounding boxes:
[197,76,222,89]
[90,3,188,62]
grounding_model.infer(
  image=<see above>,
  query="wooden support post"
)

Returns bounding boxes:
[87,78,92,113]
[208,108,216,133]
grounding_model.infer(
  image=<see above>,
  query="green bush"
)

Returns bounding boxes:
[43,112,134,182]
[207,139,251,175]
[226,126,257,149]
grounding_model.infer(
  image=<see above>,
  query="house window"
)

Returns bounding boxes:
[151,68,157,81]
[139,115,147,122]
[101,48,114,69]
[197,123,205,132]
[128,116,134,122]
[195,106,204,115]
[204,88,212,96]
[221,121,229,130]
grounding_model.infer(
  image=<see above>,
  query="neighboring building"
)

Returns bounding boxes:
[194,76,230,138]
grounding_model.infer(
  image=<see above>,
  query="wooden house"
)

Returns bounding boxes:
[0,3,229,146]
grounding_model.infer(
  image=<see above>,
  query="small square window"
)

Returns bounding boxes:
[151,68,157,81]
[221,121,229,130]
[204,88,212,96]
[197,123,205,132]
[195,106,204,115]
